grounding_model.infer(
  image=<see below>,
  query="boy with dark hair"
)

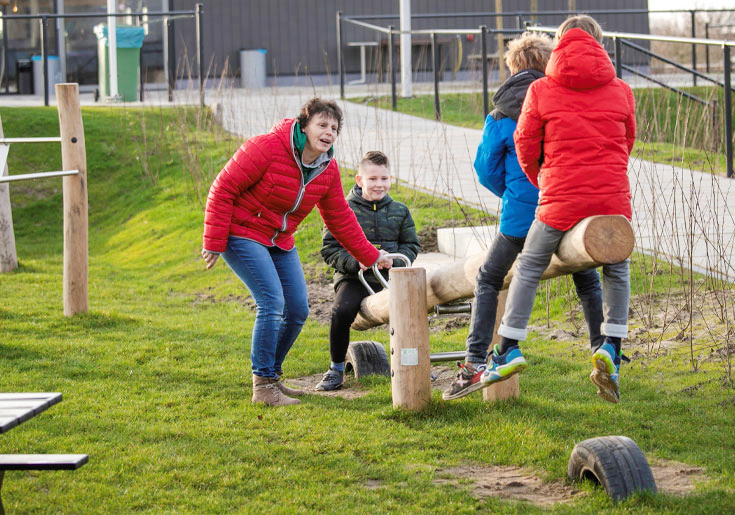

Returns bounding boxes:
[443,31,604,400]
[317,151,420,391]
[492,15,636,404]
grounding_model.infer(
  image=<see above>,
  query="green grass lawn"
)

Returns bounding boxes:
[0,107,733,513]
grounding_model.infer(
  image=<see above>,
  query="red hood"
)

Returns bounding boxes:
[271,117,296,150]
[546,28,615,90]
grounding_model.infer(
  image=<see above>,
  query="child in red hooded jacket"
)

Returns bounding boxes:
[485,15,636,404]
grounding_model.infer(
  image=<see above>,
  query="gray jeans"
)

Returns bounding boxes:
[498,220,630,342]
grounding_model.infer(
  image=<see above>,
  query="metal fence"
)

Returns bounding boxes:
[0,4,204,107]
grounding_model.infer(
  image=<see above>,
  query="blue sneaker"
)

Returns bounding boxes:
[590,341,621,403]
[481,344,527,385]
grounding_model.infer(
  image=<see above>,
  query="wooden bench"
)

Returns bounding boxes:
[0,455,88,514]
[0,394,87,514]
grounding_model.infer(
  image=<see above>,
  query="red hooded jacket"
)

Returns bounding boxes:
[203,118,380,267]
[514,28,636,231]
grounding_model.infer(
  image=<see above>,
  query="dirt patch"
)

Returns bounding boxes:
[306,281,335,325]
[431,365,460,391]
[285,373,370,399]
[434,465,581,507]
[650,459,706,496]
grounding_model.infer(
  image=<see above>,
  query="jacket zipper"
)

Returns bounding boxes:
[272,122,332,245]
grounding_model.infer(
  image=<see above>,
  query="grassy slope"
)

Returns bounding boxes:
[0,107,733,513]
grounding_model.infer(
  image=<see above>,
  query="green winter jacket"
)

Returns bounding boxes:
[321,185,420,290]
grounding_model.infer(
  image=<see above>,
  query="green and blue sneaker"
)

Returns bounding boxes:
[480,344,527,385]
[590,341,621,403]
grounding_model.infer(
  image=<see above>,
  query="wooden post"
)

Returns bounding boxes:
[0,114,18,273]
[56,83,88,317]
[483,289,519,401]
[389,267,431,411]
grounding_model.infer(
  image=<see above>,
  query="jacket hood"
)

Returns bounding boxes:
[347,184,393,209]
[546,28,615,90]
[491,69,545,121]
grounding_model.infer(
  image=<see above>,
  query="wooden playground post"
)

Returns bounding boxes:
[390,267,431,411]
[0,115,18,273]
[483,289,519,401]
[56,83,88,317]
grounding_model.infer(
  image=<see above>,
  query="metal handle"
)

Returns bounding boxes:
[357,252,411,295]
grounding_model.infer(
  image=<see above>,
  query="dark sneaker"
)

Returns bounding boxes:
[442,362,487,400]
[481,344,527,385]
[316,368,344,391]
[590,341,621,403]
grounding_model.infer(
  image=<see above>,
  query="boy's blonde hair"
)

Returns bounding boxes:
[505,32,554,75]
[555,14,604,44]
[358,150,389,173]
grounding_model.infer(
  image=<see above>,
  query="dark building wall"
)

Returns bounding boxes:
[170,0,649,79]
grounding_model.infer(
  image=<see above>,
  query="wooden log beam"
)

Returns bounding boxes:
[352,215,634,330]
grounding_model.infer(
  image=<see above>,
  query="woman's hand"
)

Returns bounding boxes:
[202,249,220,270]
[375,250,393,270]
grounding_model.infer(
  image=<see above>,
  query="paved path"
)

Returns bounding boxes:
[205,85,735,281]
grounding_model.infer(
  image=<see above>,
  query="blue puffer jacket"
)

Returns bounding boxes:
[474,69,544,238]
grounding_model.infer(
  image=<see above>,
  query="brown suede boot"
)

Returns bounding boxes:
[252,375,300,406]
[276,377,306,397]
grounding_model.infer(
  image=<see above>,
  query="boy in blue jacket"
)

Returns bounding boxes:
[443,32,604,400]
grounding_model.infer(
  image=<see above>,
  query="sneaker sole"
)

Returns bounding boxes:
[315,383,343,392]
[590,358,619,403]
[481,361,527,386]
[442,380,487,400]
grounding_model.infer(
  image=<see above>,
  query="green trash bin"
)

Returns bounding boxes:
[94,24,145,101]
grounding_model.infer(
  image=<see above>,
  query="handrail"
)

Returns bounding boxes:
[0,170,79,183]
[620,65,709,105]
[528,25,735,47]
[0,137,61,144]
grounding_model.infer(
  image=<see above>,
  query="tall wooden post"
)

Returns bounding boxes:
[0,114,18,273]
[483,290,519,401]
[56,83,88,317]
[390,267,431,410]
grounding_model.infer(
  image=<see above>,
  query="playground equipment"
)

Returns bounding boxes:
[0,83,88,317]
[568,436,657,501]
[345,216,635,407]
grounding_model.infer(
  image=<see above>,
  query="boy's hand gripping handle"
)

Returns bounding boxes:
[357,253,411,295]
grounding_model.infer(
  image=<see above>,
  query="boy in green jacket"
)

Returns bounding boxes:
[317,151,420,391]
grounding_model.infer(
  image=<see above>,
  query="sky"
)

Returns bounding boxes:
[648,0,733,9]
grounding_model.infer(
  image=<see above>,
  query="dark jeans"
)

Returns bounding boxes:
[328,277,381,363]
[465,232,604,364]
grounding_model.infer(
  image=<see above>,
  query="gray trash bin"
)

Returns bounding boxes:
[31,55,61,95]
[240,49,266,88]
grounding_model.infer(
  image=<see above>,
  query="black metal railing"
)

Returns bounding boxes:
[0,5,204,107]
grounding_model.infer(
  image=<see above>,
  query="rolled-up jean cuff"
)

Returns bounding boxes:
[601,322,628,338]
[498,324,527,341]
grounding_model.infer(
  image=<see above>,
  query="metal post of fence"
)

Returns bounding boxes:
[337,11,344,99]
[166,14,175,102]
[41,16,49,106]
[389,25,396,110]
[481,25,489,118]
[691,10,697,86]
[705,23,710,74]
[432,32,440,120]
[614,36,622,79]
[2,5,7,93]
[711,98,719,152]
[724,45,733,178]
[195,3,203,107]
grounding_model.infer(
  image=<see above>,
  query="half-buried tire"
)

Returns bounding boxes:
[345,340,390,379]
[567,435,656,501]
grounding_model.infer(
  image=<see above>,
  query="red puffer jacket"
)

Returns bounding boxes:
[514,28,636,231]
[203,118,380,267]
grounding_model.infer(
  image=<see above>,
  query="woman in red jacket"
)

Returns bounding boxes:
[202,98,391,406]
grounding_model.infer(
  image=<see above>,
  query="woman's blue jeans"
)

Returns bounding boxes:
[222,237,309,378]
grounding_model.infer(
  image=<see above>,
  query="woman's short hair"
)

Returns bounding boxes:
[504,32,554,74]
[359,150,389,171]
[555,14,604,44]
[297,98,343,134]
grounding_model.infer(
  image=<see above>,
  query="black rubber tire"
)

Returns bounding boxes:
[567,435,657,502]
[345,340,390,379]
